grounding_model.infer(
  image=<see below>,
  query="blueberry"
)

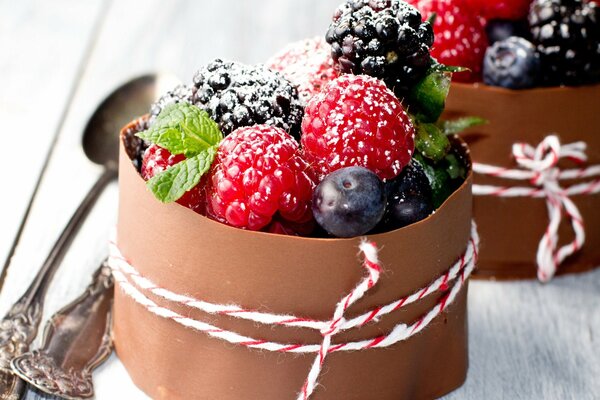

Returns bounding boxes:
[379,161,434,231]
[483,37,541,89]
[312,167,386,238]
[486,19,530,44]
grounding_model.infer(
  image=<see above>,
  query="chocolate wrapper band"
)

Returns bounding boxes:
[113,119,474,400]
[445,83,600,280]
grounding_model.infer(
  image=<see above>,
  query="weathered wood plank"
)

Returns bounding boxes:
[0,0,106,273]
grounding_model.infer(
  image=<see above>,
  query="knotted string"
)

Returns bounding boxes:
[473,135,600,282]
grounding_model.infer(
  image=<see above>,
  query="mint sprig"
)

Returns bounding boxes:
[439,116,488,135]
[136,103,223,203]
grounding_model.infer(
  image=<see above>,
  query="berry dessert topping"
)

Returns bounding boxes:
[312,166,386,237]
[136,102,223,204]
[301,74,415,180]
[192,59,304,137]
[206,125,316,232]
[267,37,339,105]
[379,160,433,230]
[141,144,208,214]
[529,0,600,85]
[485,19,532,44]
[326,0,434,95]
[484,37,541,89]
[409,0,488,82]
[150,84,193,122]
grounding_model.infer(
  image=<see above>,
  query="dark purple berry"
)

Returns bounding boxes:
[326,0,434,95]
[312,167,386,238]
[150,85,193,122]
[528,0,600,85]
[192,59,303,137]
[484,37,541,89]
[380,161,433,230]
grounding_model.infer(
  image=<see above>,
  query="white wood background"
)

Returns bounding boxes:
[0,1,598,399]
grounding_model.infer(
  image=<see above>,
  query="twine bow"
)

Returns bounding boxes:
[473,135,600,282]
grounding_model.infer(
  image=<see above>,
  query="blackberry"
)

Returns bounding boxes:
[325,0,434,95]
[121,116,150,172]
[379,160,433,230]
[528,0,600,85]
[149,85,193,122]
[192,59,303,137]
[484,37,541,89]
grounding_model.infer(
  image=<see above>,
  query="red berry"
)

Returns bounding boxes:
[409,0,488,82]
[267,37,338,105]
[301,74,415,180]
[463,0,532,20]
[206,125,316,232]
[141,144,207,214]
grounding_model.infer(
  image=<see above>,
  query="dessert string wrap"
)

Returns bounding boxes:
[472,135,600,282]
[108,222,479,400]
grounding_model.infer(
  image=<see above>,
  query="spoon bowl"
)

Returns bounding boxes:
[0,72,180,400]
[82,74,180,168]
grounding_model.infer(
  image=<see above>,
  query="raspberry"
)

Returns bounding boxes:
[192,59,303,137]
[301,74,415,180]
[463,0,532,20]
[267,37,339,105]
[141,144,207,214]
[409,0,488,82]
[325,0,434,95]
[206,125,316,232]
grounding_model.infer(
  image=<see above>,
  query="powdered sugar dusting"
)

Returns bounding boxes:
[301,74,415,180]
[267,37,339,105]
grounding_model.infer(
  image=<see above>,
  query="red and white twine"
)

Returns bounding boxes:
[108,222,478,400]
[472,135,600,282]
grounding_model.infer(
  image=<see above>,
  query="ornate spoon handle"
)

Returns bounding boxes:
[11,262,114,399]
[0,169,115,399]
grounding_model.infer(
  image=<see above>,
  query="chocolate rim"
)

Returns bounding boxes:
[452,81,600,95]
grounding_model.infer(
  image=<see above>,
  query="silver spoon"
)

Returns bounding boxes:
[0,73,179,400]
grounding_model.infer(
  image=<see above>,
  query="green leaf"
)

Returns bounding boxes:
[136,102,223,204]
[427,12,437,25]
[440,116,488,135]
[414,154,453,209]
[445,153,467,180]
[146,147,217,203]
[137,103,222,157]
[432,64,469,74]
[415,122,451,163]
[408,69,451,123]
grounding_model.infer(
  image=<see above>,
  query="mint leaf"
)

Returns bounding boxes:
[432,64,469,74]
[146,147,217,203]
[136,103,223,204]
[445,153,467,180]
[137,103,222,157]
[415,122,451,163]
[414,154,453,209]
[440,116,488,135]
[409,69,451,123]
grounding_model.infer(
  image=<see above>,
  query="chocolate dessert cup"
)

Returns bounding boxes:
[445,83,600,280]
[112,118,475,400]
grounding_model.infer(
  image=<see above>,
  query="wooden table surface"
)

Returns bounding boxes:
[1,1,598,399]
